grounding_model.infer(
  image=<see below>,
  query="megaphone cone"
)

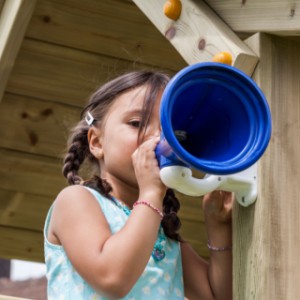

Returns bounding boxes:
[157,62,271,175]
[156,62,272,206]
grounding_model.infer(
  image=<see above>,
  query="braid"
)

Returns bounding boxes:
[162,189,182,241]
[62,121,114,195]
[62,123,90,185]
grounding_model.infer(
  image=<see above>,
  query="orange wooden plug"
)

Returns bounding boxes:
[212,52,233,66]
[163,0,182,21]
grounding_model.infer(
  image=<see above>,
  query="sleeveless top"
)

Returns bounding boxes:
[44,187,184,299]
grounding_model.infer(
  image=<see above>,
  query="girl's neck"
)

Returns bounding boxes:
[103,175,139,208]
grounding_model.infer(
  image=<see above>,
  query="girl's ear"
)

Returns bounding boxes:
[87,127,103,159]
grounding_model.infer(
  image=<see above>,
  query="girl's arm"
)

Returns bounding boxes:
[50,136,165,299]
[51,185,163,299]
[182,191,233,300]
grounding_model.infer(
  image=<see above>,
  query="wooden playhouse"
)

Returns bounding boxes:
[0,0,300,298]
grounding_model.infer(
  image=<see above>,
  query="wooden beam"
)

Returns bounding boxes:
[6,39,179,107]
[233,33,300,299]
[0,0,36,102]
[133,0,258,76]
[0,148,209,260]
[0,190,52,231]
[206,0,300,35]
[0,225,43,262]
[0,92,81,157]
[26,0,187,72]
[0,190,209,261]
[0,148,65,197]
[0,1,5,12]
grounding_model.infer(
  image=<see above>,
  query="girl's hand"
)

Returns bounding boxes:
[202,191,233,226]
[131,136,166,202]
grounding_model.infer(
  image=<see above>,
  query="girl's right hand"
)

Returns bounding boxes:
[131,135,166,203]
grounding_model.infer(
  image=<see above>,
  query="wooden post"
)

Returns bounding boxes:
[233,33,300,299]
[0,0,36,102]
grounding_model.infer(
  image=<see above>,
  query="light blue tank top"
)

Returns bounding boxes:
[44,187,184,299]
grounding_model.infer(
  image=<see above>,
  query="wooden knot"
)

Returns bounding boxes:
[198,39,206,50]
[165,26,176,40]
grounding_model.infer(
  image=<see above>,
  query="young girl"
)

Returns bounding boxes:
[44,71,233,300]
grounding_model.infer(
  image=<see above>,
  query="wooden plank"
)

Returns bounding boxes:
[25,0,187,72]
[0,190,52,231]
[206,0,300,35]
[0,149,207,253]
[133,0,258,76]
[0,0,36,102]
[176,192,208,257]
[0,189,208,260]
[0,0,5,12]
[0,206,207,262]
[233,33,300,300]
[0,190,208,261]
[0,225,43,262]
[6,38,179,107]
[0,295,32,300]
[0,205,207,262]
[0,148,65,197]
[176,192,204,222]
[0,92,80,157]
[0,189,204,237]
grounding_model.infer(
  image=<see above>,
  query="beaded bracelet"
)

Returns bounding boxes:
[133,201,164,219]
[207,240,232,252]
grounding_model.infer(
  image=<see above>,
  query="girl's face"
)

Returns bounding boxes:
[89,85,162,197]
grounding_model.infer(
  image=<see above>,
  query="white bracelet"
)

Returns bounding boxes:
[207,240,232,252]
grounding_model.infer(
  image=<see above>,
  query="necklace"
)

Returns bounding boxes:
[111,198,166,262]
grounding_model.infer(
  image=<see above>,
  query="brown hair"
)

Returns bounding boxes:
[62,71,181,241]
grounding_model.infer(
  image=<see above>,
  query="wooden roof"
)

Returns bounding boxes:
[1,0,300,263]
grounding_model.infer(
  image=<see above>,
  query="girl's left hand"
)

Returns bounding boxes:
[202,191,233,226]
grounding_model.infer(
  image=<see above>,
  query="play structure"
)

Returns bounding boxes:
[0,0,300,299]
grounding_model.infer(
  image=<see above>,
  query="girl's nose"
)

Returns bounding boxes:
[143,128,161,142]
[153,129,161,137]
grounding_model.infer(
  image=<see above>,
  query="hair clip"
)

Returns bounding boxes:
[85,111,94,126]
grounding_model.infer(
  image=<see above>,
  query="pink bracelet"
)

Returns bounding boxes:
[133,201,164,219]
[207,240,232,252]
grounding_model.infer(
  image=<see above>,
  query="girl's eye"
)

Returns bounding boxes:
[128,120,141,128]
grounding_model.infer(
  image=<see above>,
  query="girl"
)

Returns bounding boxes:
[44,71,233,299]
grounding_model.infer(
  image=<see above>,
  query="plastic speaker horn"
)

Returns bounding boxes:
[156,62,272,206]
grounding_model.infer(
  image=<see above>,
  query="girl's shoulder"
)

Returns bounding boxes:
[56,184,100,199]
[47,184,113,249]
[50,185,109,234]
[54,185,104,210]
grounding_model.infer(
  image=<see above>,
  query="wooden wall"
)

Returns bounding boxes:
[0,0,216,263]
[233,33,300,300]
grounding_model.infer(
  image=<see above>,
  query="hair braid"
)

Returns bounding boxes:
[62,123,89,185]
[162,189,182,241]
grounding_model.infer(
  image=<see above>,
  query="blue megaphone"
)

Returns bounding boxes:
[156,62,272,206]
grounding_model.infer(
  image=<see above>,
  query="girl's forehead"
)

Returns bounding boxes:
[111,86,149,111]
